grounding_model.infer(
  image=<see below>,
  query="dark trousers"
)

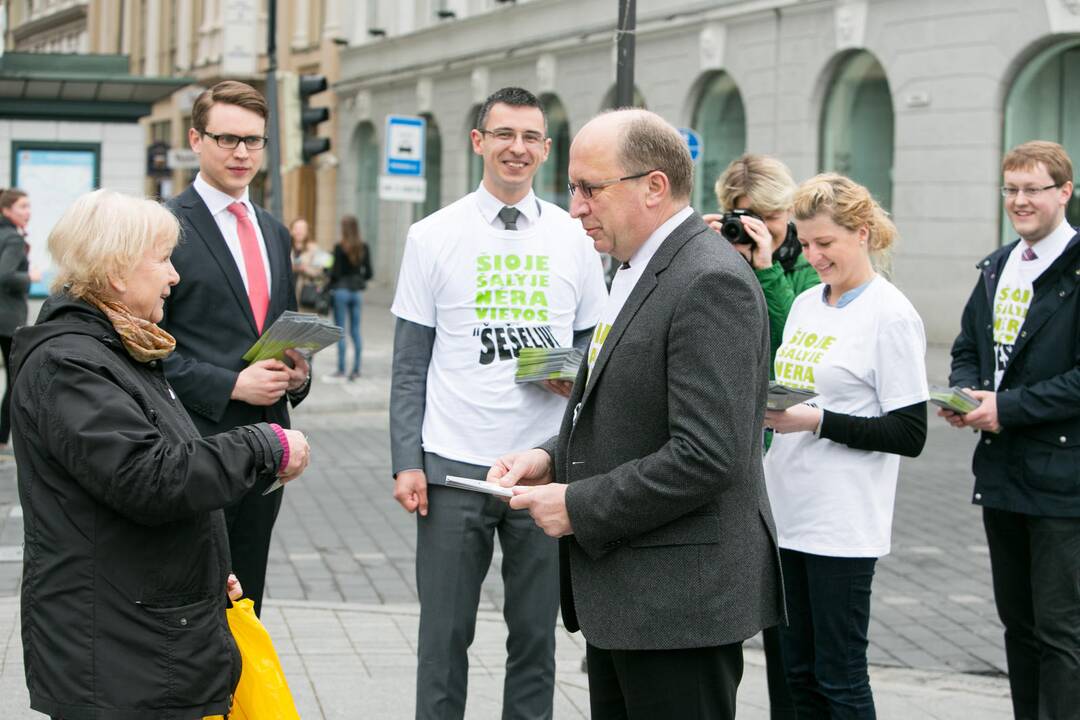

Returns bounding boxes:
[778,549,877,720]
[983,507,1080,720]
[763,624,797,719]
[223,482,284,617]
[1,335,12,444]
[586,640,744,720]
[415,454,559,720]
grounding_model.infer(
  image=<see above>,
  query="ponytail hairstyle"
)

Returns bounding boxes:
[792,173,897,273]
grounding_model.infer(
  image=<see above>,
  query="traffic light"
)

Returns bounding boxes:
[299,74,331,163]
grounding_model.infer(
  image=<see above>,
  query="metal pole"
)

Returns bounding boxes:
[615,0,636,108]
[264,0,284,220]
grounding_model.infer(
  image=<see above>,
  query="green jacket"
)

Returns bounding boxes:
[755,253,820,375]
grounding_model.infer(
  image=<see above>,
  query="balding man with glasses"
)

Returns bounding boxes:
[488,109,783,719]
[389,86,606,719]
[941,140,1080,720]
[162,80,310,617]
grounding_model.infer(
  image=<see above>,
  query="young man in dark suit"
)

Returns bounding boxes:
[490,109,784,719]
[941,140,1080,719]
[162,81,310,616]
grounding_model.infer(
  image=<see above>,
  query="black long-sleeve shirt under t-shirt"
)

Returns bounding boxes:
[819,401,928,457]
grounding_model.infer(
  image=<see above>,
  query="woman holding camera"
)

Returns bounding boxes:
[764,174,928,718]
[705,154,820,361]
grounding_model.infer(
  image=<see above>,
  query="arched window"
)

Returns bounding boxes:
[600,84,646,111]
[536,94,571,209]
[352,121,379,254]
[467,104,483,191]
[1003,40,1080,242]
[690,72,746,213]
[820,51,895,210]
[417,113,442,221]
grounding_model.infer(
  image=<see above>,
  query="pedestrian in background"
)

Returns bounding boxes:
[390,86,606,720]
[941,140,1080,720]
[11,189,309,719]
[0,187,40,455]
[763,173,928,719]
[703,154,818,719]
[491,108,783,720]
[290,217,326,314]
[328,214,371,380]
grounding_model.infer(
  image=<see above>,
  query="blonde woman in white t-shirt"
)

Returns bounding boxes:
[762,173,929,719]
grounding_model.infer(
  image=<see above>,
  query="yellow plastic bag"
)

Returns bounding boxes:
[205,598,300,720]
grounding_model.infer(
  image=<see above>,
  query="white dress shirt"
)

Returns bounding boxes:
[193,173,273,294]
[473,183,541,231]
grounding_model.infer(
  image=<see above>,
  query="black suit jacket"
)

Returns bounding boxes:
[540,212,784,651]
[950,228,1080,516]
[162,185,307,435]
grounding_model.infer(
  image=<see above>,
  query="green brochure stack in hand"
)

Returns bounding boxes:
[929,385,982,414]
[514,347,583,384]
[242,311,344,364]
[767,381,819,411]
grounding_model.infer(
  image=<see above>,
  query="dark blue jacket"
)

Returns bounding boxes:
[949,228,1080,517]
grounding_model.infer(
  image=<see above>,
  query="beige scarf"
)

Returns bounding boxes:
[85,293,176,363]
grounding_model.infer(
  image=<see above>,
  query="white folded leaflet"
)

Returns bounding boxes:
[445,475,514,498]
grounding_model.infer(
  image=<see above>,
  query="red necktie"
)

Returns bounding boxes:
[227,202,270,333]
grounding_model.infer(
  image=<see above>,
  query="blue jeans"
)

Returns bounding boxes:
[779,549,877,720]
[331,288,363,374]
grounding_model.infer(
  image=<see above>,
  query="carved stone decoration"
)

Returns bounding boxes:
[834,0,869,50]
[536,54,557,94]
[1044,0,1080,31]
[699,23,726,71]
[417,77,434,114]
[471,67,490,105]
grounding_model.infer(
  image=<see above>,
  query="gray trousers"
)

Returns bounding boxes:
[415,452,559,720]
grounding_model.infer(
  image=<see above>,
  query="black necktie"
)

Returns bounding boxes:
[498,206,521,231]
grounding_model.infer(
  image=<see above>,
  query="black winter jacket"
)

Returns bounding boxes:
[949,229,1080,517]
[10,295,284,719]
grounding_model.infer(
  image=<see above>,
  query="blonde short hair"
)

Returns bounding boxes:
[714,154,796,214]
[793,173,897,254]
[49,189,180,299]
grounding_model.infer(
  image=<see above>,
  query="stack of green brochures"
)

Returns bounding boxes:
[242,311,343,364]
[514,347,583,383]
[767,382,818,411]
[929,385,982,414]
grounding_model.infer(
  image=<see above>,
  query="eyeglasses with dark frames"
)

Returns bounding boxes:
[201,130,269,151]
[1000,183,1060,198]
[567,170,657,200]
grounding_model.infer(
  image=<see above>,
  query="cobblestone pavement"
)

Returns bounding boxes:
[0,297,1014,718]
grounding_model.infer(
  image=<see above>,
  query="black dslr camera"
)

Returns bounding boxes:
[719,209,760,244]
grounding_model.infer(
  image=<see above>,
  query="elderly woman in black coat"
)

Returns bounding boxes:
[10,189,310,719]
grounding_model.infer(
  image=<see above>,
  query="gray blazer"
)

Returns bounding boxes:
[540,212,784,651]
[0,219,30,337]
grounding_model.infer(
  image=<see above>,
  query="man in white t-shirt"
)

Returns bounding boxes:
[389,87,606,720]
[942,140,1080,720]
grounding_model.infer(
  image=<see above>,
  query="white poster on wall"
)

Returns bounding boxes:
[14,147,98,296]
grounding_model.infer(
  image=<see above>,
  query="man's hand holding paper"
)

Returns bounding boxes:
[487,448,555,488]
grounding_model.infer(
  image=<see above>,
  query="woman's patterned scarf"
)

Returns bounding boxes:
[85,292,176,363]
